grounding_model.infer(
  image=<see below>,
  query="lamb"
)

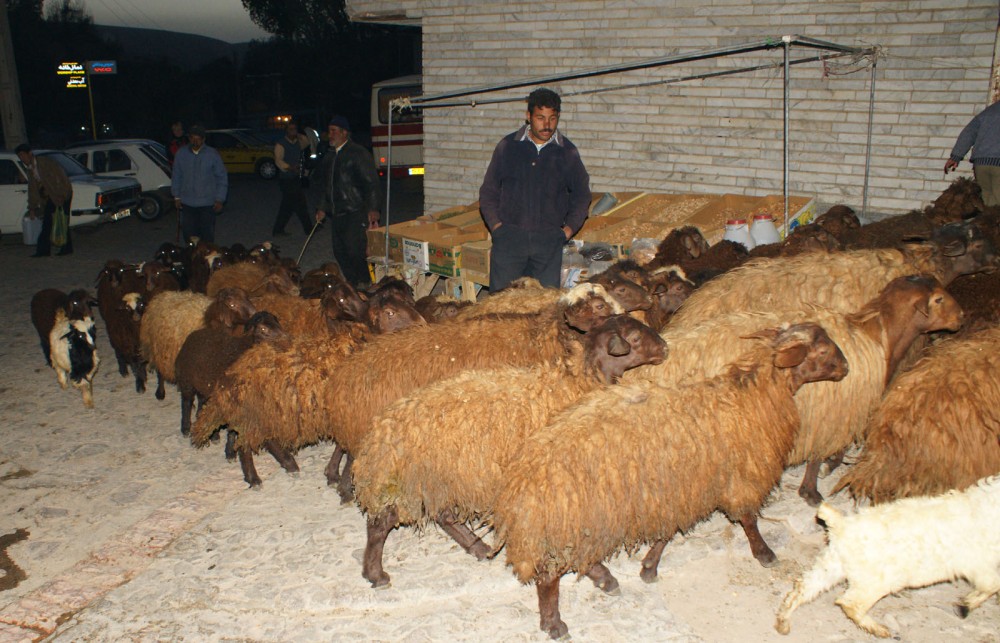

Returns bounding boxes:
[835,325,1000,504]
[413,295,472,323]
[175,311,288,438]
[299,262,346,298]
[812,205,861,243]
[648,225,710,269]
[206,262,300,298]
[139,288,257,400]
[352,315,668,588]
[30,288,96,367]
[190,288,426,487]
[46,310,100,408]
[105,292,147,393]
[321,283,627,501]
[670,220,993,327]
[775,475,1000,638]
[491,322,849,639]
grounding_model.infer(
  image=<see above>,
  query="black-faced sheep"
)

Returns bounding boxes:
[670,220,993,327]
[30,288,96,367]
[45,310,100,408]
[491,323,849,639]
[835,325,1000,504]
[175,311,288,438]
[776,475,1000,638]
[190,289,426,487]
[352,315,668,589]
[140,288,257,400]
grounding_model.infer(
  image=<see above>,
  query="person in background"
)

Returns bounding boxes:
[479,87,591,291]
[171,124,228,243]
[167,121,188,166]
[315,115,381,288]
[944,101,1000,206]
[16,143,73,257]
[271,120,312,237]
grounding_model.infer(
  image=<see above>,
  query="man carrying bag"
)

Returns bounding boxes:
[16,143,73,257]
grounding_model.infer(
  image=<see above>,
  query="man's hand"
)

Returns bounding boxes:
[562,225,572,240]
[212,200,223,213]
[174,197,182,210]
[944,159,959,175]
[316,210,327,223]
[368,210,380,228]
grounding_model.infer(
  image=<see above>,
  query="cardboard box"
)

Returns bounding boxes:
[461,239,491,275]
[367,219,446,263]
[436,209,485,229]
[462,268,490,286]
[426,227,487,277]
[430,201,480,221]
[403,237,430,271]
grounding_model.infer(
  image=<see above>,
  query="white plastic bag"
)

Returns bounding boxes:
[22,215,42,246]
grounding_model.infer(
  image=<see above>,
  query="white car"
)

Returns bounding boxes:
[0,149,141,236]
[66,139,173,221]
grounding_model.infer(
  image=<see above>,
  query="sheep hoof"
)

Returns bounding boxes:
[756,552,779,568]
[954,603,970,619]
[369,573,391,589]
[155,389,165,401]
[543,620,569,640]
[287,471,300,479]
[639,566,659,584]
[774,618,791,635]
[798,487,823,507]
[469,541,491,561]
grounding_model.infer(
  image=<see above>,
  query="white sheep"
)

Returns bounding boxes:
[776,475,1000,638]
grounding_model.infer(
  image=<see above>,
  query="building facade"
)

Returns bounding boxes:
[349,0,997,216]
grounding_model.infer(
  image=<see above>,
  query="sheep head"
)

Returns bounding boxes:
[587,269,651,312]
[368,276,416,304]
[321,281,368,322]
[120,293,145,322]
[560,283,625,332]
[930,220,997,282]
[744,323,848,393]
[65,289,97,320]
[207,287,257,330]
[244,311,289,345]
[365,290,426,334]
[584,315,667,384]
[648,266,695,318]
[813,205,860,242]
[653,226,710,265]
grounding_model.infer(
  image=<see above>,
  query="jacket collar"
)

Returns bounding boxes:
[515,124,563,147]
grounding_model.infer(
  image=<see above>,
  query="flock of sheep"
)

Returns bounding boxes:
[28,176,1000,639]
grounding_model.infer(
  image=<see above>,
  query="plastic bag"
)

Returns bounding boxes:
[629,237,660,266]
[51,205,68,248]
[22,215,42,245]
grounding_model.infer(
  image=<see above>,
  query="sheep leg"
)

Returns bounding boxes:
[180,389,194,436]
[131,360,147,393]
[584,563,620,595]
[325,445,345,486]
[774,548,844,635]
[434,508,490,560]
[237,447,263,488]
[335,453,354,504]
[640,539,669,583]
[954,569,1000,618]
[819,449,846,478]
[738,513,777,567]
[154,370,165,400]
[536,573,568,639]
[835,587,891,638]
[114,350,128,377]
[362,506,398,588]
[80,380,95,409]
[224,429,237,461]
[797,460,825,507]
[263,440,299,474]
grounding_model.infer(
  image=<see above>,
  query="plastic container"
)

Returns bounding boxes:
[722,218,755,251]
[750,214,781,246]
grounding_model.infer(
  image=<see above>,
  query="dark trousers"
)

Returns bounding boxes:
[489,224,565,291]
[330,210,371,287]
[273,178,312,234]
[34,197,73,256]
[180,204,217,244]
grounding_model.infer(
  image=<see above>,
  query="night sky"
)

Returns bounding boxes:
[87,0,269,43]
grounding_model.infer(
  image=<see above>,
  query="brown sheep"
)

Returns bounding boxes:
[492,323,849,639]
[299,262,346,298]
[671,220,994,328]
[643,265,695,332]
[353,315,668,589]
[190,289,426,487]
[835,325,1000,504]
[413,295,473,323]
[813,205,861,243]
[648,225,710,269]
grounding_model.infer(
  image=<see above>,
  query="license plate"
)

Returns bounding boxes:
[111,208,132,221]
[408,167,425,176]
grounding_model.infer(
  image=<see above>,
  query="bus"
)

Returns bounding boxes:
[371,75,423,178]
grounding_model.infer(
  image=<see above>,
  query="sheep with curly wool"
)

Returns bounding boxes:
[775,475,1000,638]
[322,283,627,501]
[353,315,667,589]
[835,325,1000,504]
[190,288,426,487]
[140,288,257,400]
[670,220,993,327]
[492,323,849,639]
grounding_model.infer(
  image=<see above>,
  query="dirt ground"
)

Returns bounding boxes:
[1,180,998,642]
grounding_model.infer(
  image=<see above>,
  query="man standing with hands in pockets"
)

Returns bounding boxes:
[315,115,381,289]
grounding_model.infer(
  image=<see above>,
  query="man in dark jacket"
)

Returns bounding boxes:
[315,115,381,287]
[479,88,591,291]
[16,143,74,257]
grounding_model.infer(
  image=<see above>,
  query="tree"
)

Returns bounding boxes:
[241,0,349,44]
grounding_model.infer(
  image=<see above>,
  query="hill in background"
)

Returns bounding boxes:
[95,25,257,69]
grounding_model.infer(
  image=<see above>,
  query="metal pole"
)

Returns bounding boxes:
[862,58,878,220]
[782,37,790,234]
[85,66,97,139]
[383,104,393,263]
[0,0,28,148]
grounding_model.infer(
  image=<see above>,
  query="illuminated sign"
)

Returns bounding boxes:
[88,60,117,75]
[57,62,84,75]
[66,75,87,89]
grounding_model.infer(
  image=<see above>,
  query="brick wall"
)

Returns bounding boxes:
[348,0,997,216]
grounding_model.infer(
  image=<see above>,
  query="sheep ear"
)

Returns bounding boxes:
[741,327,781,342]
[652,283,667,296]
[913,298,931,318]
[938,237,966,257]
[773,342,808,368]
[606,332,631,356]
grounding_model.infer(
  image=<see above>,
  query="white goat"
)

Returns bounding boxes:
[775,475,1000,638]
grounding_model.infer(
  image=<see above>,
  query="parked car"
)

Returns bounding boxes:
[0,149,140,236]
[65,139,173,221]
[205,129,277,180]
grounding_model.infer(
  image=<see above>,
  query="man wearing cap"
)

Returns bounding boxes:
[315,115,381,288]
[172,124,228,243]
[479,88,591,291]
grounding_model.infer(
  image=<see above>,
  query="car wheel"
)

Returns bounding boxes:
[256,159,278,180]
[137,194,164,221]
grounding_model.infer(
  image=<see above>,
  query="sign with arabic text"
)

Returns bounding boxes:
[88,60,117,75]
[66,75,87,89]
[57,62,84,75]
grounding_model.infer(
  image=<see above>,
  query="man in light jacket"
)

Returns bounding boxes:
[172,124,228,243]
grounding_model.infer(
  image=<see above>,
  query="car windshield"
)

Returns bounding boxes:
[231,131,269,147]
[37,151,93,177]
